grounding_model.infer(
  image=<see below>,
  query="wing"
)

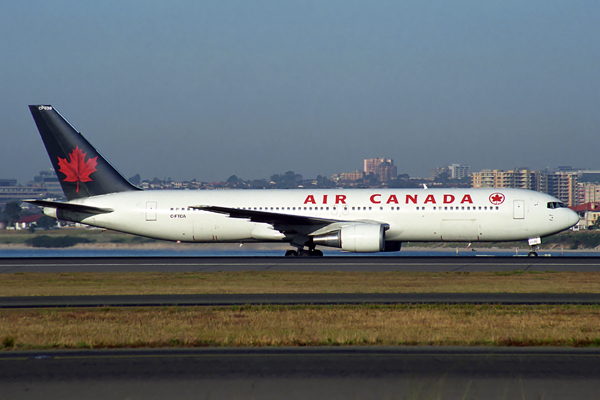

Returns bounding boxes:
[191,205,387,236]
[193,205,336,225]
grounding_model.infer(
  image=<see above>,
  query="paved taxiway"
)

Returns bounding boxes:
[2,255,600,273]
[2,292,600,308]
[3,347,600,399]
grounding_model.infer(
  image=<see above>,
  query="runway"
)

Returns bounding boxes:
[2,255,600,273]
[2,292,600,308]
[2,347,600,399]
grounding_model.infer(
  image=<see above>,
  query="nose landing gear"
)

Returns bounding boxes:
[527,237,541,257]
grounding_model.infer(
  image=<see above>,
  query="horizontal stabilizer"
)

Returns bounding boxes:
[25,200,114,215]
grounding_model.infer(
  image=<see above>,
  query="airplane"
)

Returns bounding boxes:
[26,105,579,257]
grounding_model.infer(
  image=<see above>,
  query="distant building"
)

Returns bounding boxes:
[0,178,48,204]
[430,164,470,180]
[31,170,63,197]
[472,168,536,190]
[569,202,600,230]
[448,164,471,179]
[578,182,600,205]
[363,158,397,182]
[429,166,449,180]
[544,172,579,207]
[14,214,42,230]
[472,168,579,206]
[339,171,364,182]
[0,179,17,187]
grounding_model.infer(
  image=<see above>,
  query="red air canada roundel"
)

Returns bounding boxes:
[489,193,505,205]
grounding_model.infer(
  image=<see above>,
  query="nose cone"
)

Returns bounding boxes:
[565,209,580,228]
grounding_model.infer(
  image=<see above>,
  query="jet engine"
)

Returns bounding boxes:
[312,224,386,252]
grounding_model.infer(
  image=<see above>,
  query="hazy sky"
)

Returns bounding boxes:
[2,1,599,183]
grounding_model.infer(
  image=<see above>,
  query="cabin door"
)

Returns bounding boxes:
[146,202,157,221]
[513,200,525,219]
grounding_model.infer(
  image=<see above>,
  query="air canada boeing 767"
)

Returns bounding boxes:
[26,105,579,256]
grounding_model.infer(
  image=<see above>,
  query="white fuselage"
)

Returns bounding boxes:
[46,188,579,246]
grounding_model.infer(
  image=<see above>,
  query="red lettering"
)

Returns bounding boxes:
[443,194,455,204]
[323,195,328,204]
[424,194,436,204]
[386,194,399,204]
[335,195,346,204]
[460,194,473,204]
[304,195,316,204]
[370,194,381,204]
[405,194,417,204]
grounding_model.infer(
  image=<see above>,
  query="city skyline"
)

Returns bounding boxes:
[7,161,600,187]
[2,2,600,183]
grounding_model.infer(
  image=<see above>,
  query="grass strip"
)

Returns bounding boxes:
[2,304,600,350]
[2,271,600,297]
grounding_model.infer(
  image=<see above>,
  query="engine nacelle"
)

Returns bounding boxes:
[312,224,386,253]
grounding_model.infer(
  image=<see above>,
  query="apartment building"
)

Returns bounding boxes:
[472,169,579,206]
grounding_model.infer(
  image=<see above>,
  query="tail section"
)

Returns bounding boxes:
[29,105,141,200]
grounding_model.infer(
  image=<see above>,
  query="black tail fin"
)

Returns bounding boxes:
[29,105,141,200]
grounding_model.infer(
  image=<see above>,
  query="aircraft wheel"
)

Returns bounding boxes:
[285,250,298,257]
[310,249,324,257]
[299,250,311,257]
[527,252,538,257]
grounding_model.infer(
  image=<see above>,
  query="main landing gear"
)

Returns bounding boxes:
[285,236,324,257]
[527,237,541,257]
[285,248,323,257]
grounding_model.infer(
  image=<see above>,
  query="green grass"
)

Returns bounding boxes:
[3,271,600,296]
[2,304,600,350]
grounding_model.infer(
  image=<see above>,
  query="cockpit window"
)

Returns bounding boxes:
[547,202,566,209]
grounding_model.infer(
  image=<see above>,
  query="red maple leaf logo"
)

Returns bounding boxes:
[489,193,505,205]
[57,146,98,193]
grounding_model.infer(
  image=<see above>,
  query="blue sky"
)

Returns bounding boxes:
[2,1,599,183]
